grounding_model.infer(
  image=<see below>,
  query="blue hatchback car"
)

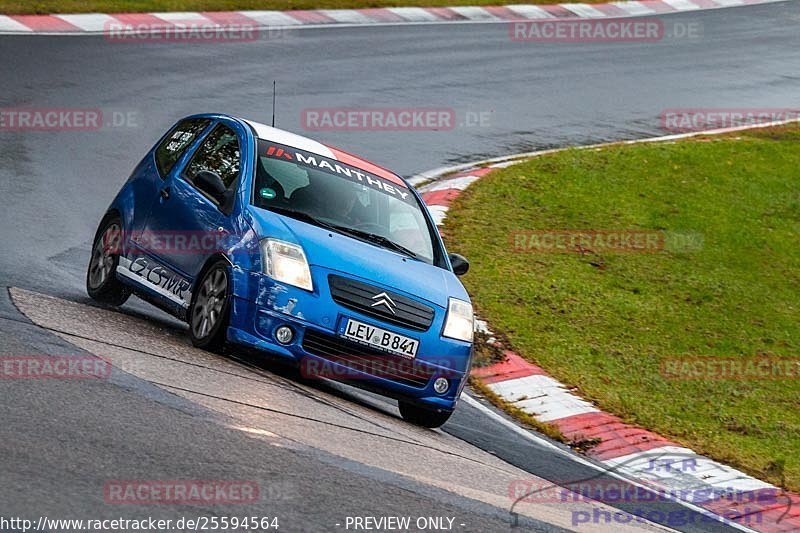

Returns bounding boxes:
[87,113,473,427]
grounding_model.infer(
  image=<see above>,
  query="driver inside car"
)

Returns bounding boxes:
[290,173,368,226]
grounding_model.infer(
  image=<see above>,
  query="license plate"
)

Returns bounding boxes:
[341,318,419,359]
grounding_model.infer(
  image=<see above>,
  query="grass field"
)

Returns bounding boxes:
[445,125,800,490]
[2,0,607,15]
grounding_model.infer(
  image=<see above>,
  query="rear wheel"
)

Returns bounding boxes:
[189,261,231,351]
[398,401,453,428]
[86,217,131,306]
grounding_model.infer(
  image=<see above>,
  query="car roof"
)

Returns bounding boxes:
[243,118,408,188]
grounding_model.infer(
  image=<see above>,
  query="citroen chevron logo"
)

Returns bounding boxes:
[370,292,396,314]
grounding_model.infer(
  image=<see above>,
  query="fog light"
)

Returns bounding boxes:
[275,326,294,344]
[433,377,449,394]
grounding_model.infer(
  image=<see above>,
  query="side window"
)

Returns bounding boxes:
[185,124,241,189]
[154,118,211,178]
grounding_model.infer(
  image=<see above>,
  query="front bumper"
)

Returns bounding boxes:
[227,267,472,412]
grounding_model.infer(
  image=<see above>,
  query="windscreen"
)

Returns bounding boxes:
[253,140,437,264]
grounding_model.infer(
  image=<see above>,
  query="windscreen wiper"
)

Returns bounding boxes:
[331,226,421,261]
[268,207,338,231]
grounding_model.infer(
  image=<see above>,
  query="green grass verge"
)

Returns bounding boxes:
[2,0,606,15]
[446,125,800,490]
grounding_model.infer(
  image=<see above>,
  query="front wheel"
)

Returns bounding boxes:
[189,260,231,351]
[86,216,131,306]
[398,401,453,428]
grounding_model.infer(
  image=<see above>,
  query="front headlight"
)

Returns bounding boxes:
[442,297,474,342]
[260,239,313,291]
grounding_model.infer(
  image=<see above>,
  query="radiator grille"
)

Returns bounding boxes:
[329,275,434,331]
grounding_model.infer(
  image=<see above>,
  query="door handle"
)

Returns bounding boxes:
[160,187,171,200]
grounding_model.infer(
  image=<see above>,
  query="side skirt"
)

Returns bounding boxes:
[116,256,193,321]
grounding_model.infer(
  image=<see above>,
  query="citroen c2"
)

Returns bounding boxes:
[87,113,473,427]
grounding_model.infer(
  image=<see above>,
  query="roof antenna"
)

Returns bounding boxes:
[271,80,276,127]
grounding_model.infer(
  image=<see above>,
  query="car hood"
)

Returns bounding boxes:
[246,206,468,308]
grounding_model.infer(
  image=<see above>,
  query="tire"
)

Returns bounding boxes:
[188,260,231,351]
[398,401,453,428]
[87,216,131,306]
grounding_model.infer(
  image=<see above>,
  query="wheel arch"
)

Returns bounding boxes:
[190,253,234,309]
[93,208,122,238]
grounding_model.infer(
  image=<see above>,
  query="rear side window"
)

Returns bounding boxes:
[154,118,211,178]
[185,124,241,188]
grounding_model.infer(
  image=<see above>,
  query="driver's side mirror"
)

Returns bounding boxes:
[449,253,470,276]
[194,170,227,205]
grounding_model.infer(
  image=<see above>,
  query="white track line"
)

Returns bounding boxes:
[0,15,32,32]
[662,0,702,9]
[449,6,501,20]
[151,12,211,22]
[239,11,303,26]
[387,7,442,21]
[319,9,374,23]
[54,13,116,31]
[613,1,661,14]
[561,3,609,17]
[424,175,481,192]
[505,5,557,18]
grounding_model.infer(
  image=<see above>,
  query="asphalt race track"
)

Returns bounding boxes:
[1,1,799,530]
